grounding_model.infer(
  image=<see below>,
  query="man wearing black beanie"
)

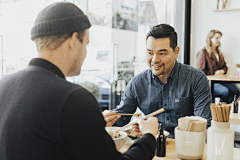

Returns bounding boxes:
[0,2,158,160]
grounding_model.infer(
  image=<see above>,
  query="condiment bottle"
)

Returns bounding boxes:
[233,95,238,113]
[207,121,234,160]
[156,123,166,157]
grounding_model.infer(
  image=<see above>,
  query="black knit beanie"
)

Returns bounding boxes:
[31,2,91,41]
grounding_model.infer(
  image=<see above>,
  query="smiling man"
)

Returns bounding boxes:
[106,24,212,138]
[146,36,179,84]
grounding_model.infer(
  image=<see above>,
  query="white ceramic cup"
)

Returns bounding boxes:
[174,126,206,159]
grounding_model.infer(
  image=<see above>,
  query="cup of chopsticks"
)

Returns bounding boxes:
[210,102,231,122]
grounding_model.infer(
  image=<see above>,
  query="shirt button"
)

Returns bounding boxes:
[164,104,167,106]
[167,117,169,120]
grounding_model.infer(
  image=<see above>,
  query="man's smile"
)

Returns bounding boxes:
[151,64,165,70]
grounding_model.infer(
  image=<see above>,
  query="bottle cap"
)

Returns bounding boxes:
[159,123,164,135]
[234,95,237,101]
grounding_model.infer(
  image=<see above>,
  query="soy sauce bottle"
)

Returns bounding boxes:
[156,123,166,157]
[233,95,238,113]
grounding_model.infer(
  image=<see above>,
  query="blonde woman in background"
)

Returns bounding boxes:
[196,30,239,104]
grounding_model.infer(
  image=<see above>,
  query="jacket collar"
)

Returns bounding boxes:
[29,58,65,79]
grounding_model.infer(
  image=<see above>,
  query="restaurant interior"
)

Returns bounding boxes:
[1,0,240,159]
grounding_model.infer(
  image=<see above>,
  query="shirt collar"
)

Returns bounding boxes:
[167,60,179,81]
[151,60,179,82]
[29,58,65,79]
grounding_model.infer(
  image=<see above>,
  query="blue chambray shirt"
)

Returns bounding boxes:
[113,61,212,138]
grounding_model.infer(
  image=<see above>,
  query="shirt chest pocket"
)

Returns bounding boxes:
[174,95,194,117]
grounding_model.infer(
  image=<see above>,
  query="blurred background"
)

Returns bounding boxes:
[5,0,240,111]
[0,0,186,111]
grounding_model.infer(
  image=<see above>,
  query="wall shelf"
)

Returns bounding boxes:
[212,8,240,12]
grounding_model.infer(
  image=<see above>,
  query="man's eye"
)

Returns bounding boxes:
[148,52,152,54]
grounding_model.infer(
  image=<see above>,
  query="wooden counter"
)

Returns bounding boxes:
[207,75,240,82]
[120,138,240,160]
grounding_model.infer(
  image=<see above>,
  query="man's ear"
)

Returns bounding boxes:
[69,32,79,51]
[174,46,180,59]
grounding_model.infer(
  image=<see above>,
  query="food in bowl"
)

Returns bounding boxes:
[125,129,143,138]
[125,129,170,140]
[106,127,128,151]
[107,130,122,139]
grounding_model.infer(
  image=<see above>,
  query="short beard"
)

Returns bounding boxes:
[68,59,78,76]
[155,65,165,76]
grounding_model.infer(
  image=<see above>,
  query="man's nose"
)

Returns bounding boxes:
[152,54,160,63]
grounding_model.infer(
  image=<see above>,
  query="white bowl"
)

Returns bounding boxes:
[106,127,128,151]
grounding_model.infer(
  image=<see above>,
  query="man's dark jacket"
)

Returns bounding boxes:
[0,58,156,160]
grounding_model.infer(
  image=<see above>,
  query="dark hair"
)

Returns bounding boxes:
[146,24,177,51]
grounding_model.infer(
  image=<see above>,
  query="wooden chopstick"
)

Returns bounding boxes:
[116,113,141,116]
[218,106,223,122]
[221,106,226,122]
[210,104,216,121]
[144,108,165,119]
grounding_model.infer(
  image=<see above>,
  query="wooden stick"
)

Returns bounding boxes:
[224,104,230,122]
[221,106,226,122]
[218,106,223,122]
[210,105,214,121]
[214,105,218,122]
[214,105,219,122]
[225,105,228,122]
[216,106,220,122]
[225,105,229,122]
[116,113,141,116]
[144,108,165,119]
[221,105,227,122]
[216,103,221,122]
[210,104,216,121]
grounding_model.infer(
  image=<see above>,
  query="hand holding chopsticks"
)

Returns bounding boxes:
[102,110,121,127]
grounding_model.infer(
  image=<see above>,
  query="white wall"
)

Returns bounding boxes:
[191,0,240,75]
[112,28,138,63]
